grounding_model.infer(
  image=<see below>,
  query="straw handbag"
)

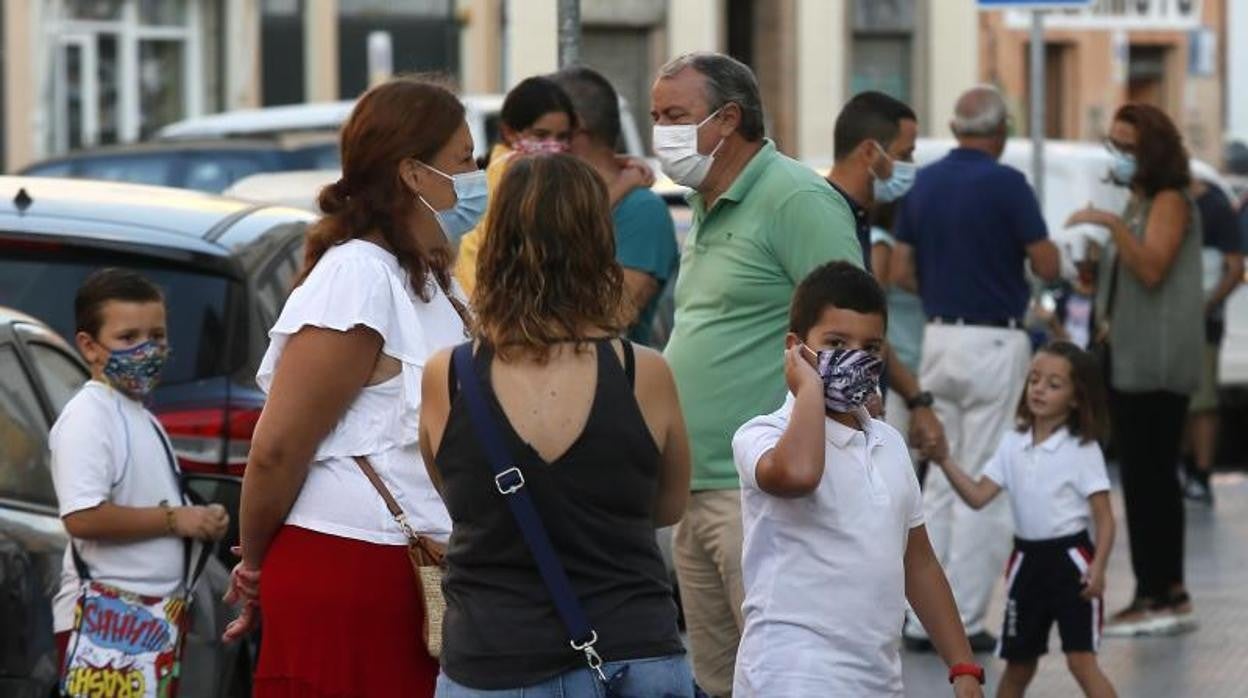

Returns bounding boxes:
[354,456,448,657]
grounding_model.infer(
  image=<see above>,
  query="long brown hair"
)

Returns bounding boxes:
[297,77,465,301]
[1015,341,1108,445]
[472,153,624,360]
[1113,103,1190,198]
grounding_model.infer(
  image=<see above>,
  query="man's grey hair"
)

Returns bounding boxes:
[658,52,765,141]
[951,85,1009,137]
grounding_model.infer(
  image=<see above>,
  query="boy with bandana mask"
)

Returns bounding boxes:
[49,268,228,669]
[731,261,981,697]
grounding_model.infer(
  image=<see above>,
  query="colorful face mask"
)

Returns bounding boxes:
[513,138,569,155]
[102,339,169,400]
[801,344,884,413]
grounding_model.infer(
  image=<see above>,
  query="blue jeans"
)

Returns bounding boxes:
[435,654,694,698]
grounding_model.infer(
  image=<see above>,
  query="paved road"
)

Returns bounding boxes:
[902,467,1248,697]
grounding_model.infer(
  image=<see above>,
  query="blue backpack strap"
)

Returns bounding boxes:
[450,342,607,679]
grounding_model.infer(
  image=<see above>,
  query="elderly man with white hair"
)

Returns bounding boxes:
[891,85,1061,652]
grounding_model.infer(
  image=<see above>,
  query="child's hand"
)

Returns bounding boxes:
[784,345,822,398]
[923,434,950,464]
[1081,568,1106,600]
[952,675,983,698]
[175,504,230,541]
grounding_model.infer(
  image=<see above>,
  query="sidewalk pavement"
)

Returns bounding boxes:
[902,467,1248,698]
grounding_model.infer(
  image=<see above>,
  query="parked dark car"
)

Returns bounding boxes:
[0,306,252,698]
[18,137,339,194]
[0,177,315,473]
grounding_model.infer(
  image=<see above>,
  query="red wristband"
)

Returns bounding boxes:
[948,662,985,685]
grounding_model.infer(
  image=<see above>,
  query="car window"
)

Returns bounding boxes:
[25,341,89,415]
[253,235,303,332]
[0,257,235,385]
[183,153,276,193]
[77,155,178,187]
[0,345,55,508]
[290,144,341,170]
[23,161,76,177]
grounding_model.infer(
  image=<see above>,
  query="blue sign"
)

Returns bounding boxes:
[978,0,1092,7]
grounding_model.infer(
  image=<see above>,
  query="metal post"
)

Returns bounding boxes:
[1029,10,1045,207]
[557,0,580,68]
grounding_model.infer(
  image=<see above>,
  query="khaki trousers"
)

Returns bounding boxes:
[674,489,745,698]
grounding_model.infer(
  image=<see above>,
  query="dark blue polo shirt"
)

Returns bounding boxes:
[895,148,1048,322]
[827,179,872,270]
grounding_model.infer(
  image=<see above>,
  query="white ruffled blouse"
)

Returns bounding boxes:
[257,239,463,544]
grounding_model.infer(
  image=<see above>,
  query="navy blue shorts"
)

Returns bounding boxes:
[998,530,1102,660]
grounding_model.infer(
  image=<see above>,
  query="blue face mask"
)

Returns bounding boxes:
[418,164,488,243]
[871,142,917,203]
[1109,148,1137,187]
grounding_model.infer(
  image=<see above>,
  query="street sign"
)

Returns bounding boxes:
[977,0,1092,8]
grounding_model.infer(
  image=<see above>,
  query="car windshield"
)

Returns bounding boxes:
[0,255,235,385]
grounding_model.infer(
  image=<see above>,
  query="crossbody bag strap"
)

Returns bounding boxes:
[450,342,607,680]
[148,420,212,596]
[352,454,423,542]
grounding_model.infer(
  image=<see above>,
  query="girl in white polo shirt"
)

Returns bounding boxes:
[937,341,1117,698]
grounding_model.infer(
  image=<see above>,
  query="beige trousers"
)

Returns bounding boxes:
[674,489,745,698]
[910,323,1031,635]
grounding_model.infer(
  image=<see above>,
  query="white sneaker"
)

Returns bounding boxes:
[1103,601,1176,638]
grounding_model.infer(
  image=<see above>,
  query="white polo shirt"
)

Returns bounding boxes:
[731,394,924,698]
[982,427,1110,541]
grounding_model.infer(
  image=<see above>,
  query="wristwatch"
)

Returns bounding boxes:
[948,662,986,685]
[906,390,934,410]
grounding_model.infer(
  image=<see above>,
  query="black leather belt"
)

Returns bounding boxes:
[930,316,1023,329]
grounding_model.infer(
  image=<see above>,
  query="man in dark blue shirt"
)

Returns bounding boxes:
[892,85,1060,651]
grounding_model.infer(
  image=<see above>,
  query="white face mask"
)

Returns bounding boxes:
[652,107,725,188]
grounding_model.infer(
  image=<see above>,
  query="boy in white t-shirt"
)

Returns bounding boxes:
[50,268,229,665]
[731,262,983,698]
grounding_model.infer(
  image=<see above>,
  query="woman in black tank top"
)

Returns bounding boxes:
[418,154,693,696]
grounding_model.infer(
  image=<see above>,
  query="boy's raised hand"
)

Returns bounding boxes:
[174,503,230,541]
[784,345,822,398]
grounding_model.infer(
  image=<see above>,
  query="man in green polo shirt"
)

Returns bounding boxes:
[651,52,862,696]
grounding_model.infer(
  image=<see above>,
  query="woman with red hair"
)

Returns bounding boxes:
[225,78,480,696]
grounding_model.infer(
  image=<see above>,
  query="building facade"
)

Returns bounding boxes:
[980,0,1230,166]
[5,0,1236,173]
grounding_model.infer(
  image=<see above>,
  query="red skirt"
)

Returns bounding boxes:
[254,525,439,698]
